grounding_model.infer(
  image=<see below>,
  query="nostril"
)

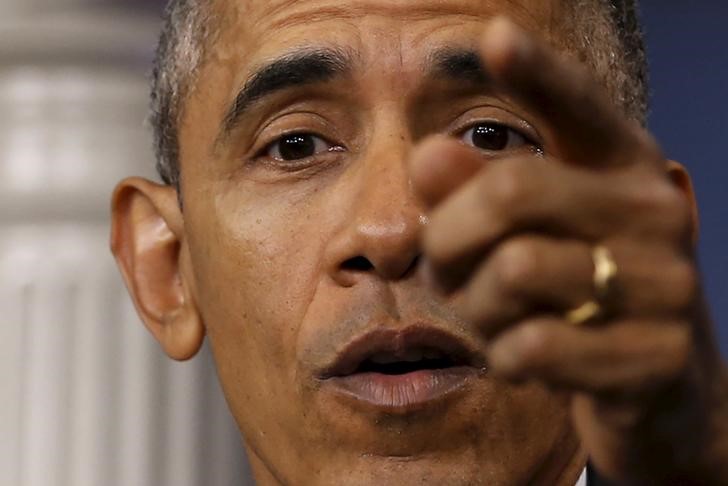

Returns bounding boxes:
[341,256,374,272]
[405,255,421,277]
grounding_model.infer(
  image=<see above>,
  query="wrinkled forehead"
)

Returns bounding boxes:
[210,0,560,74]
[227,0,556,27]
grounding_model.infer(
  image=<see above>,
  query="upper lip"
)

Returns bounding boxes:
[317,325,483,379]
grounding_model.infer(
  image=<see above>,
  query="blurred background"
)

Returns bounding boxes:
[0,1,725,485]
[0,1,251,485]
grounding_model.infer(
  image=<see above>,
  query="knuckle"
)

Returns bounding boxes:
[659,323,693,379]
[621,124,663,163]
[662,193,692,239]
[667,260,699,313]
[493,239,541,292]
[627,180,666,212]
[635,130,664,162]
[512,322,553,369]
[628,181,691,237]
[486,164,532,210]
[645,181,691,232]
[657,185,690,230]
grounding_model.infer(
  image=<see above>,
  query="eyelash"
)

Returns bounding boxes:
[253,121,542,169]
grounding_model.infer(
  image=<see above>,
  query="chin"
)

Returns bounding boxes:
[296,451,517,486]
[240,360,573,486]
[258,374,576,486]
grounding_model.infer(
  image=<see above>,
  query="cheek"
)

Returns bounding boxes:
[187,186,326,382]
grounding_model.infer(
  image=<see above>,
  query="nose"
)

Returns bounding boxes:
[325,145,426,287]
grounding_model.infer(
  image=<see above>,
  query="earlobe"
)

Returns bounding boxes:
[110,177,205,361]
[666,160,700,247]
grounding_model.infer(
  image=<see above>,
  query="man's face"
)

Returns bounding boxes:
[179,0,581,484]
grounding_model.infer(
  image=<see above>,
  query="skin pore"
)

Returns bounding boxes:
[110,0,721,484]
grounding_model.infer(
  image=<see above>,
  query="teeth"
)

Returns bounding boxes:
[368,348,445,364]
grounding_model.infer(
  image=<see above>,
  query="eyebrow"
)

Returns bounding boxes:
[429,47,491,86]
[217,46,491,142]
[220,47,353,137]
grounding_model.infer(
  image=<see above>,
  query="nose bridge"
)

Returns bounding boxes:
[359,141,424,272]
[358,139,420,228]
[327,133,426,283]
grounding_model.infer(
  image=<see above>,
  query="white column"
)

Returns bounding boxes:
[0,4,252,486]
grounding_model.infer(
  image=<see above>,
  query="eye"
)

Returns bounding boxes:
[265,133,339,162]
[460,122,534,153]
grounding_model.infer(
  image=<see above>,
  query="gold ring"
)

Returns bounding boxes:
[566,245,618,326]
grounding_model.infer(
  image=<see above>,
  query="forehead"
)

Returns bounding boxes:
[181,0,565,169]
[229,0,556,25]
[211,0,560,69]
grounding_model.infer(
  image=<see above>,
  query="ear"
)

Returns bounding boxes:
[110,177,205,361]
[666,160,700,247]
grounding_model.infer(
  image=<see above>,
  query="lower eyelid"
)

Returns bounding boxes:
[262,142,347,171]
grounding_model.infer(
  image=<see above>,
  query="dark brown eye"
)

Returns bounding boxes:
[267,133,331,161]
[461,122,529,152]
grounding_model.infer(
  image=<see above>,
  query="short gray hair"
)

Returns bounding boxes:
[150,0,648,187]
[150,0,217,187]
[563,0,648,125]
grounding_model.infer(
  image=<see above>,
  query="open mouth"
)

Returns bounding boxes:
[319,327,483,411]
[351,348,465,375]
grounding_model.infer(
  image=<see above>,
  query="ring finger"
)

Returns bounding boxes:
[451,235,696,338]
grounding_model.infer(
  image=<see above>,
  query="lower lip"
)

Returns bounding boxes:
[323,367,479,412]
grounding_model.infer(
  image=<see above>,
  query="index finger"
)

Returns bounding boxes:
[480,17,660,166]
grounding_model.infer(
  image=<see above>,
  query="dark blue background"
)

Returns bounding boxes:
[641,2,728,354]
